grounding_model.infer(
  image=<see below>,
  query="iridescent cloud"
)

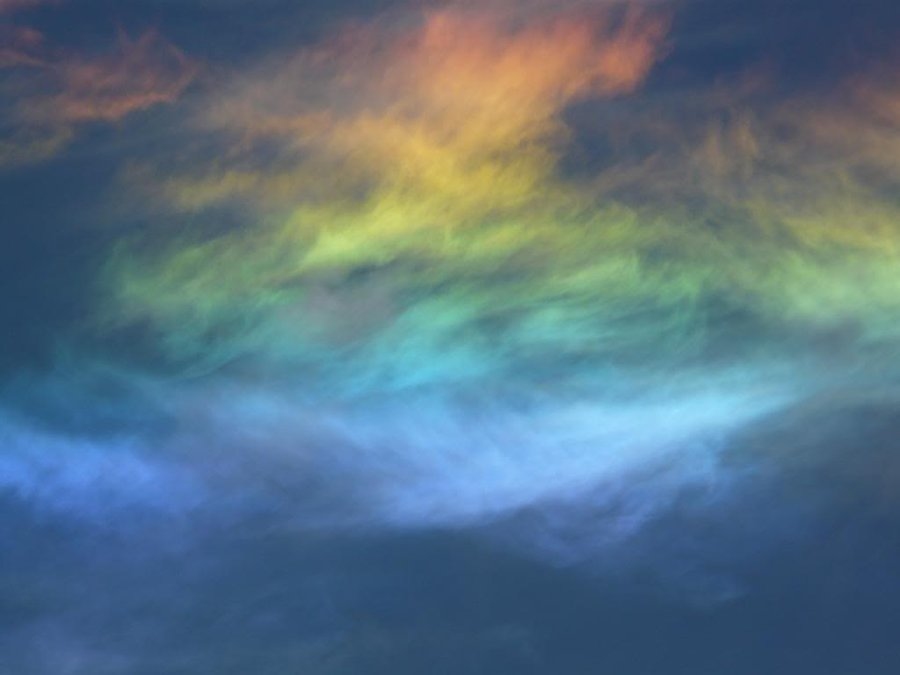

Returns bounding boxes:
[107,6,672,390]
[106,1,900,396]
[1,25,196,165]
[6,0,900,567]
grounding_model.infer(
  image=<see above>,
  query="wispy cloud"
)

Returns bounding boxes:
[107,5,670,390]
[37,30,196,125]
[5,0,900,588]
[1,26,197,165]
[0,25,45,67]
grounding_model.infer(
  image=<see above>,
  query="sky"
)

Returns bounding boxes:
[2,0,900,672]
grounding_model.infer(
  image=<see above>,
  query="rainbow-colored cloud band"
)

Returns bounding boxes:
[101,7,900,405]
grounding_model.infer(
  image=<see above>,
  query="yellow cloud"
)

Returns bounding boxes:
[106,4,900,392]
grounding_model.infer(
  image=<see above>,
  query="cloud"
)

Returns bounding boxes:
[170,5,666,210]
[38,30,196,125]
[105,2,900,402]
[0,355,798,576]
[0,27,197,166]
[157,365,790,526]
[0,413,205,523]
[0,25,45,67]
[104,5,671,391]
[6,0,900,585]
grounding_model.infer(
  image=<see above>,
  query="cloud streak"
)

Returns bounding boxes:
[1,25,196,165]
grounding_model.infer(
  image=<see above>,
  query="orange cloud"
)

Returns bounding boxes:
[110,3,900,380]
[0,25,45,67]
[172,6,667,215]
[0,28,197,165]
[34,30,197,124]
[105,4,673,377]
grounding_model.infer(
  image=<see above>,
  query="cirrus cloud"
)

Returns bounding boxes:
[1,26,197,166]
